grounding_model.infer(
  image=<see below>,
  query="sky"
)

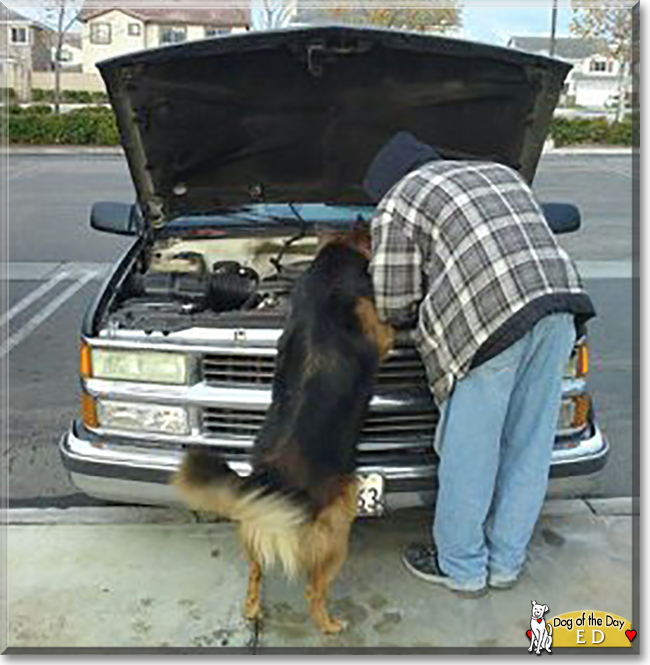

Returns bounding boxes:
[462,4,572,46]
[5,0,574,47]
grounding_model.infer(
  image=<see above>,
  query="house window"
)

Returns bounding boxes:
[159,25,186,45]
[11,27,28,44]
[90,22,112,45]
[128,23,141,36]
[590,60,608,72]
[205,26,230,38]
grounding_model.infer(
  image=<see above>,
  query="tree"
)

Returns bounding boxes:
[45,0,82,114]
[570,2,633,122]
[257,0,297,30]
[319,0,461,33]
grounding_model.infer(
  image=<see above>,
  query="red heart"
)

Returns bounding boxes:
[538,618,543,623]
[626,630,636,642]
[527,630,532,640]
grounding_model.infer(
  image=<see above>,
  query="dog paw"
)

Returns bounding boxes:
[321,616,347,634]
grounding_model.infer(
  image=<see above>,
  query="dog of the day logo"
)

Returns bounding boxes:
[526,607,636,649]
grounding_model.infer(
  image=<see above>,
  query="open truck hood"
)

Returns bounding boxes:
[98,26,571,228]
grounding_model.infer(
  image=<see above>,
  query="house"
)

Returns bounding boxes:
[507,36,629,108]
[78,1,251,76]
[0,1,55,99]
[53,32,83,72]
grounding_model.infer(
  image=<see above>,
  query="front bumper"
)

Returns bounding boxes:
[60,419,609,510]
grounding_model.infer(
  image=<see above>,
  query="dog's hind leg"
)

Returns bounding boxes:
[305,546,348,634]
[243,554,263,621]
[304,479,357,634]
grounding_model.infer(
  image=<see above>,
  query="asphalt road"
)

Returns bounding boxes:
[1,152,636,507]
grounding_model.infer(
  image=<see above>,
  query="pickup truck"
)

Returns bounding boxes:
[60,26,608,512]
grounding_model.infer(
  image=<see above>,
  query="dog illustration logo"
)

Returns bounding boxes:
[527,600,553,654]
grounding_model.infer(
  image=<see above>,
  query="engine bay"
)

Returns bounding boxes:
[104,233,322,332]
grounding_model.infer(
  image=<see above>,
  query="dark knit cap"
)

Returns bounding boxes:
[362,131,441,203]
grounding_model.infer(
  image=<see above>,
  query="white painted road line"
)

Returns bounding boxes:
[0,262,111,281]
[7,163,42,181]
[1,271,96,358]
[0,267,70,327]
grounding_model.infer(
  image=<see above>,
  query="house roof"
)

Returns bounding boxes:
[79,1,250,27]
[0,1,33,23]
[508,36,608,61]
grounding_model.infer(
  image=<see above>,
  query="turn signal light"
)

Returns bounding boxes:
[81,391,98,428]
[576,342,589,377]
[80,340,92,378]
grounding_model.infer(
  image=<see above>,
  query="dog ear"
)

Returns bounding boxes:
[544,605,549,613]
[532,600,536,606]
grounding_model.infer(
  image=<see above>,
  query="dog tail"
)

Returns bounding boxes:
[173,447,308,577]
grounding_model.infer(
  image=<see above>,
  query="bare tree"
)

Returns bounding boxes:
[570,1,633,122]
[320,0,461,33]
[258,0,297,30]
[45,0,82,114]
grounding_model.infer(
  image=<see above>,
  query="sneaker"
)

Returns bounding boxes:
[402,543,487,598]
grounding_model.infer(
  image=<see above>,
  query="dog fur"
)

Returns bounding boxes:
[173,227,394,633]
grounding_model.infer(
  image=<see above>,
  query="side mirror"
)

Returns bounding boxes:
[90,202,142,236]
[540,203,581,235]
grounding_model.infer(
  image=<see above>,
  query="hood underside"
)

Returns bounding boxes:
[98,26,571,227]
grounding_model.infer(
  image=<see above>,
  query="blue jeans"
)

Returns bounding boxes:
[432,313,576,589]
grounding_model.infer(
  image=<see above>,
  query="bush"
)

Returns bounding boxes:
[4,106,119,145]
[550,116,633,147]
[608,118,633,146]
[25,104,54,115]
[1,88,17,102]
[31,88,109,104]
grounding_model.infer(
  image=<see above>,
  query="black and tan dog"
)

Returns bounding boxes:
[173,227,393,633]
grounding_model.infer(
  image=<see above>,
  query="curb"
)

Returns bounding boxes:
[2,146,635,157]
[544,147,635,156]
[3,497,636,525]
[2,146,123,156]
[4,506,198,525]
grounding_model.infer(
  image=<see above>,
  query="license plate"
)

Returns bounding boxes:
[356,473,385,517]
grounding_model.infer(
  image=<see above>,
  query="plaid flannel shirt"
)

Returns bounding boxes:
[370,160,592,404]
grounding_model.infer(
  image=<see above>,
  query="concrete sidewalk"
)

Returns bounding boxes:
[3,499,637,653]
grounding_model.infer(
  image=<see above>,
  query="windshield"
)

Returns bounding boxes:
[165,203,376,231]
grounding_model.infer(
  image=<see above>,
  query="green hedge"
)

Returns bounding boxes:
[3,104,633,148]
[31,88,109,104]
[4,105,120,145]
[550,116,633,147]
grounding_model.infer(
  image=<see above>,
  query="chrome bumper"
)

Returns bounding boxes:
[60,419,609,510]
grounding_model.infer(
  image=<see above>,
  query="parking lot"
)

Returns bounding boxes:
[2,150,635,507]
[1,148,637,652]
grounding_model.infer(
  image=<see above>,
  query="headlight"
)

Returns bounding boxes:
[90,348,189,384]
[96,400,190,435]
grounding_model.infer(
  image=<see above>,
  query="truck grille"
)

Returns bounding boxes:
[202,407,438,442]
[202,350,428,389]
